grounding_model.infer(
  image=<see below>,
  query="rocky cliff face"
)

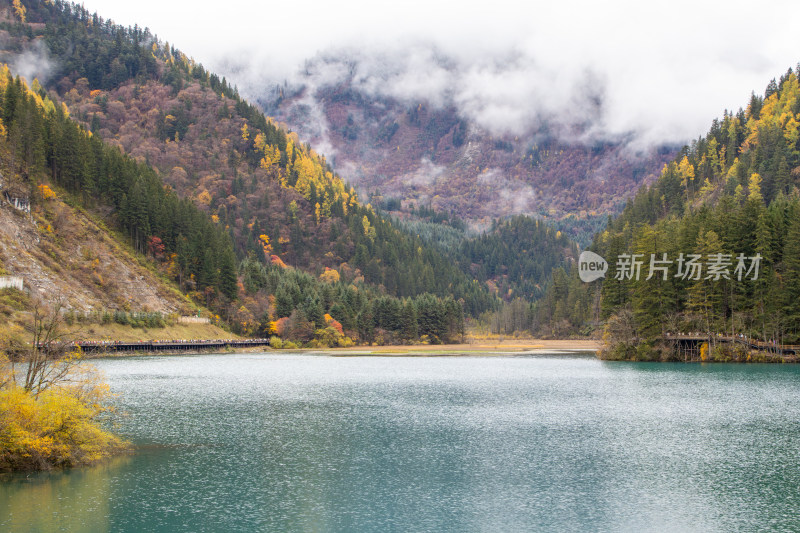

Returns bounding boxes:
[0,189,190,314]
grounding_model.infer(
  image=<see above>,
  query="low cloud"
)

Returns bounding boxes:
[11,39,53,85]
[478,168,537,215]
[236,44,617,145]
[85,0,800,151]
[222,36,786,154]
[400,157,447,188]
[197,0,800,152]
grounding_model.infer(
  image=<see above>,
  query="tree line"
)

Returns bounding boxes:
[239,257,464,345]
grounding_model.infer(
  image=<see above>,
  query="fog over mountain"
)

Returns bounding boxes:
[85,0,800,151]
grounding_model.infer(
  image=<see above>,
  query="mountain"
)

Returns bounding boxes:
[257,56,677,244]
[0,58,245,340]
[0,72,243,346]
[0,0,504,314]
[0,0,506,345]
[533,68,800,358]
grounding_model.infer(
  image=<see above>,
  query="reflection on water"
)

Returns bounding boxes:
[2,353,800,532]
[1,455,131,532]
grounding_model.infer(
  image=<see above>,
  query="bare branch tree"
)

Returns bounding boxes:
[17,301,85,397]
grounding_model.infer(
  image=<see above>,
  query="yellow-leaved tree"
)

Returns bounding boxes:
[362,215,376,241]
[748,173,763,203]
[0,303,129,472]
[258,234,273,257]
[319,268,340,283]
[12,0,26,22]
[677,156,695,188]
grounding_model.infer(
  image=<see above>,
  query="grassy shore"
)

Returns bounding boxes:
[307,339,600,356]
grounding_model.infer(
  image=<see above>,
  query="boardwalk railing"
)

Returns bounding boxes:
[73,339,273,353]
[665,333,800,355]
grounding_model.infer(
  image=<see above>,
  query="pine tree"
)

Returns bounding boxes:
[631,225,676,339]
[781,212,800,341]
[400,301,418,342]
[217,244,239,299]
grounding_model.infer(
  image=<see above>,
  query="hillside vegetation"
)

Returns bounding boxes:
[0,0,504,344]
[535,69,800,358]
[264,58,676,244]
[1,1,491,311]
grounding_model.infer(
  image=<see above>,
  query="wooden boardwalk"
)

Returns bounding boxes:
[666,334,800,355]
[65,335,800,356]
[76,339,272,353]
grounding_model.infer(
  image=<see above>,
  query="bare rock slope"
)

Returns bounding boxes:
[0,193,191,314]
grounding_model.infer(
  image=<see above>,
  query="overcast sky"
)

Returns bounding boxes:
[81,0,800,147]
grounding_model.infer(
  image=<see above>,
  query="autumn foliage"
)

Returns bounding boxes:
[37,184,56,200]
[537,68,800,357]
[1,1,493,338]
[0,380,128,472]
[0,305,129,472]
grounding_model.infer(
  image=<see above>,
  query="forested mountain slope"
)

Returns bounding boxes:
[0,162,192,316]
[537,68,800,357]
[0,0,496,317]
[0,58,239,295]
[0,0,507,346]
[454,216,578,300]
[0,64,243,349]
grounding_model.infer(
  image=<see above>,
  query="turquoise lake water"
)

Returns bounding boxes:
[2,352,800,532]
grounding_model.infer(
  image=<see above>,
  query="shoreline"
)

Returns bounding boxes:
[81,339,601,357]
[321,339,600,356]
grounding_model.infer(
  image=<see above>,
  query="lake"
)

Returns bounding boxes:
[2,352,800,532]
